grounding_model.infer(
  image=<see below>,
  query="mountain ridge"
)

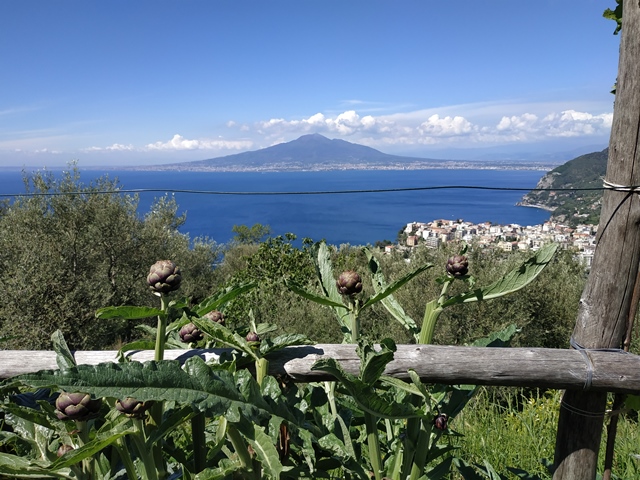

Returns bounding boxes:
[518,148,608,226]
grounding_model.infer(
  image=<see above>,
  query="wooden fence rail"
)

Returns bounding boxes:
[3,345,640,394]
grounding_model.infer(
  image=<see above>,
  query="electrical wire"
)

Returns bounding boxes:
[0,184,627,199]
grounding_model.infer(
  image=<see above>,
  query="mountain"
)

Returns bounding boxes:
[159,133,445,171]
[518,148,608,226]
[130,133,562,172]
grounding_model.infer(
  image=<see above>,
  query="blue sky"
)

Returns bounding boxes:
[0,1,620,167]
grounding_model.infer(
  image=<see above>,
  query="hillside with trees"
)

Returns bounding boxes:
[518,148,608,226]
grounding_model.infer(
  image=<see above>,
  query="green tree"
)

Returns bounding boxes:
[231,223,272,244]
[0,165,221,350]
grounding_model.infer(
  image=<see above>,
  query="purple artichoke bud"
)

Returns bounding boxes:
[433,413,448,431]
[57,444,74,457]
[179,323,204,343]
[446,255,469,277]
[55,392,102,421]
[147,260,182,294]
[336,271,363,296]
[205,310,225,326]
[246,331,260,343]
[116,397,153,419]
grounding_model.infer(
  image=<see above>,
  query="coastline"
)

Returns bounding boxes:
[516,202,556,212]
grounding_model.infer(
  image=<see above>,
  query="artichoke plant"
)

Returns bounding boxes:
[179,323,204,343]
[205,310,225,325]
[446,255,469,277]
[147,260,182,294]
[55,392,102,421]
[246,331,260,343]
[433,413,448,431]
[57,444,74,457]
[336,270,363,297]
[115,397,153,419]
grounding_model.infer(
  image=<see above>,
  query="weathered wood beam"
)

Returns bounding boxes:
[3,345,640,394]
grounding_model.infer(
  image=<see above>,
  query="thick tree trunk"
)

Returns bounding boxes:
[553,2,640,478]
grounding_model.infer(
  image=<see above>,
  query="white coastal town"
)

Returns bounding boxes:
[395,219,597,267]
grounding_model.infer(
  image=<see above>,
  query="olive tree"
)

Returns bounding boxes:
[0,165,221,350]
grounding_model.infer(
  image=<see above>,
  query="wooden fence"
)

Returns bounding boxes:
[3,344,640,395]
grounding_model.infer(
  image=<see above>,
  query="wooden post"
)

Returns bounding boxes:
[553,2,640,478]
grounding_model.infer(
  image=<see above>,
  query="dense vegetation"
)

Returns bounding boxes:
[2,167,637,479]
[0,166,221,350]
[0,167,587,351]
[519,149,608,226]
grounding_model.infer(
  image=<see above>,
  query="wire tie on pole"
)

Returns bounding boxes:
[602,179,640,195]
[570,335,595,390]
[569,335,627,391]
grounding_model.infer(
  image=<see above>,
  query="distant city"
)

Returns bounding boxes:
[397,218,596,267]
[125,160,557,173]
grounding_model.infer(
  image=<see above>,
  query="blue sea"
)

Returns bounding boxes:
[0,169,551,246]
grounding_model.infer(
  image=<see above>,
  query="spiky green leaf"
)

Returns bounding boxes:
[14,358,273,422]
[195,282,256,317]
[191,317,258,360]
[363,250,432,309]
[95,306,162,320]
[442,243,558,307]
[51,331,75,370]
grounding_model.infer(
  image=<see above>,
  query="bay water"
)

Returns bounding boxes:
[0,169,551,246]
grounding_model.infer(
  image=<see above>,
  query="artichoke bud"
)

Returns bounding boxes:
[433,413,448,431]
[336,271,363,296]
[446,255,469,277]
[116,397,153,419]
[55,392,102,421]
[179,323,204,343]
[57,444,74,457]
[147,260,182,294]
[246,331,260,343]
[205,310,225,326]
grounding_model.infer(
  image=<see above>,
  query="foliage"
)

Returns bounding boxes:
[518,149,607,227]
[0,164,221,350]
[455,388,640,480]
[230,223,272,245]
[603,0,622,35]
[0,237,565,479]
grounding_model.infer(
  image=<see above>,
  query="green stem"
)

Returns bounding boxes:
[400,405,421,478]
[150,294,168,479]
[131,418,159,480]
[408,421,433,480]
[227,424,256,479]
[418,280,451,344]
[364,412,384,480]
[74,420,94,480]
[216,415,228,444]
[255,357,269,387]
[418,300,443,345]
[114,438,139,480]
[348,299,361,343]
[192,412,206,473]
[154,295,168,362]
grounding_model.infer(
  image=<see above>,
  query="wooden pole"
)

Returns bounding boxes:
[553,2,640,478]
[4,345,640,393]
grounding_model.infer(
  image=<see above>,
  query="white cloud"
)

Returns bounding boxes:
[542,110,613,137]
[145,134,253,151]
[496,113,539,132]
[418,114,474,137]
[247,106,613,149]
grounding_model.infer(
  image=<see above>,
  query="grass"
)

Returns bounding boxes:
[450,388,640,479]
